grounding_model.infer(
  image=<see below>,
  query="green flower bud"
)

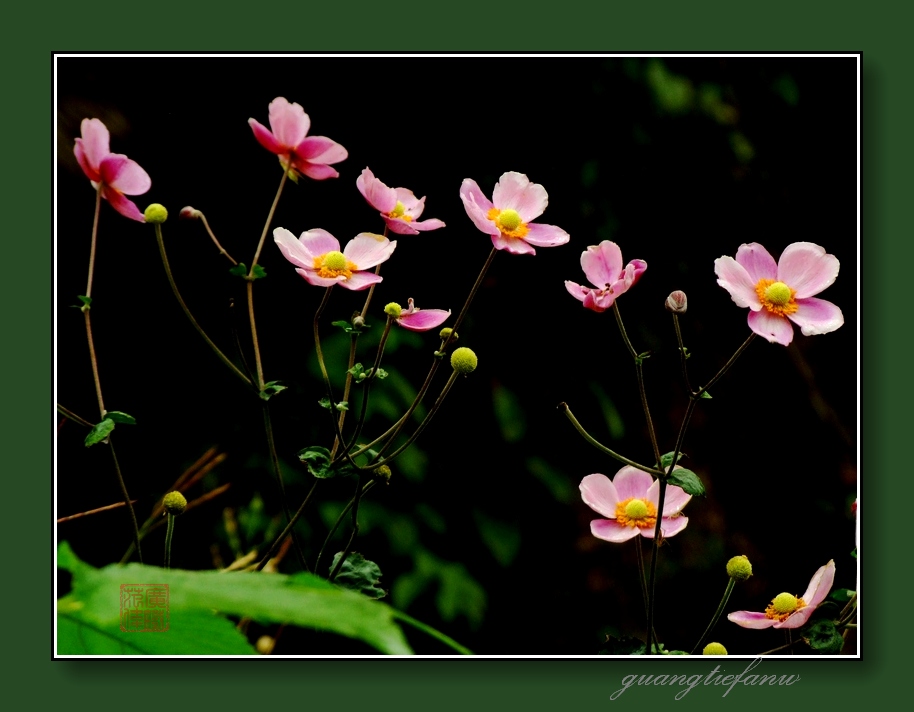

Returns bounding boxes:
[384,302,403,318]
[163,491,187,515]
[726,555,753,582]
[450,347,478,375]
[144,203,168,224]
[439,327,458,342]
[702,642,728,655]
[373,465,392,483]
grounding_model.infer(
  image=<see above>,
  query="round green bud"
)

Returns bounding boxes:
[702,642,728,655]
[144,203,168,224]
[439,327,458,342]
[450,347,478,375]
[765,281,792,306]
[373,465,392,483]
[384,302,403,318]
[163,491,187,515]
[726,555,753,582]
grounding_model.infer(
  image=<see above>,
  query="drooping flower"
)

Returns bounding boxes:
[565,241,647,312]
[579,466,690,542]
[459,171,569,255]
[356,168,445,235]
[273,228,395,290]
[383,299,450,332]
[714,242,844,346]
[249,97,347,180]
[73,118,151,222]
[728,560,835,630]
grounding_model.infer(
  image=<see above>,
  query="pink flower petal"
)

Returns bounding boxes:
[340,271,384,291]
[735,243,778,283]
[492,172,548,222]
[297,136,347,164]
[273,228,315,269]
[248,118,282,155]
[491,232,536,255]
[583,289,613,312]
[565,281,590,304]
[580,473,620,518]
[581,241,623,288]
[623,260,648,289]
[74,139,100,182]
[295,268,341,288]
[641,515,688,539]
[715,256,762,310]
[777,242,840,299]
[100,155,151,195]
[357,168,397,213]
[523,222,570,247]
[382,216,420,235]
[774,607,816,630]
[78,118,110,171]
[343,233,396,270]
[660,483,691,517]
[801,560,836,608]
[101,187,145,222]
[460,179,497,235]
[395,189,425,217]
[398,309,451,332]
[293,160,340,181]
[410,217,446,232]
[268,97,309,150]
[613,466,653,501]
[788,298,844,336]
[747,309,795,346]
[298,229,341,262]
[591,519,641,543]
[728,611,776,629]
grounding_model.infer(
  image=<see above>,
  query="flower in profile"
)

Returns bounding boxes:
[273,228,395,290]
[384,299,450,332]
[728,560,835,630]
[565,241,647,312]
[73,118,151,222]
[459,171,569,255]
[357,168,445,235]
[579,466,690,542]
[714,242,843,346]
[249,97,347,180]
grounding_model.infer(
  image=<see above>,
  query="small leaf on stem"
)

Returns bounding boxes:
[666,467,706,496]
[105,411,136,425]
[84,418,115,447]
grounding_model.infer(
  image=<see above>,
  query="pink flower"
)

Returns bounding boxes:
[565,241,647,312]
[391,298,451,332]
[579,466,690,543]
[249,97,347,180]
[728,560,835,630]
[356,168,446,236]
[459,171,569,255]
[73,118,151,222]
[714,242,844,346]
[273,228,395,291]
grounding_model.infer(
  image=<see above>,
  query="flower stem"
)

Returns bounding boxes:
[109,438,143,564]
[696,332,756,397]
[196,210,238,265]
[344,317,394,455]
[672,313,693,394]
[84,185,102,299]
[250,170,289,270]
[164,513,176,570]
[255,479,320,572]
[690,578,735,654]
[328,473,368,582]
[634,537,650,618]
[390,610,473,655]
[314,479,376,575]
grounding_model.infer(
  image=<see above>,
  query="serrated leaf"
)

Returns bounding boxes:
[84,418,115,447]
[330,552,386,599]
[805,619,844,654]
[658,451,686,470]
[259,381,287,401]
[298,446,334,478]
[229,263,248,277]
[251,264,267,280]
[105,411,136,425]
[666,467,705,496]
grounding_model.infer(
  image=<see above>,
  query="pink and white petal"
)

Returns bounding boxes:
[297,136,348,164]
[340,270,384,291]
[579,474,619,518]
[583,289,612,312]
[715,256,762,310]
[295,268,340,288]
[581,241,623,289]
[460,179,497,234]
[248,118,283,155]
[357,168,397,212]
[298,229,341,262]
[565,281,590,304]
[398,309,451,332]
[660,482,691,516]
[268,97,308,149]
[79,118,110,169]
[523,222,570,247]
[777,242,840,299]
[641,515,688,539]
[274,227,316,269]
[101,188,145,222]
[591,519,641,543]
[73,139,100,182]
[788,298,844,336]
[773,607,816,630]
[382,216,421,235]
[623,260,648,289]
[411,218,446,232]
[395,188,424,215]
[492,172,548,221]
[101,155,151,195]
[747,309,794,346]
[344,233,396,269]
[294,160,340,181]
[735,243,778,283]
[613,466,654,501]
[728,611,776,629]
[801,560,836,608]
[491,232,536,255]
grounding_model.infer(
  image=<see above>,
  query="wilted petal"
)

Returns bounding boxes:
[789,298,844,336]
[747,309,794,346]
[398,309,451,332]
[565,280,590,304]
[591,519,641,543]
[579,473,619,518]
[777,242,840,299]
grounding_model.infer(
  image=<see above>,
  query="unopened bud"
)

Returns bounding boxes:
[163,491,187,515]
[726,555,753,582]
[702,642,728,655]
[144,203,168,224]
[450,347,478,375]
[352,315,366,329]
[665,290,687,314]
[384,302,402,318]
[179,206,201,220]
[373,465,392,483]
[439,327,458,342]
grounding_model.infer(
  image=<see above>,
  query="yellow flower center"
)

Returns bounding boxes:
[764,592,806,622]
[314,250,357,279]
[615,497,657,529]
[487,207,529,239]
[755,279,798,316]
[388,201,412,222]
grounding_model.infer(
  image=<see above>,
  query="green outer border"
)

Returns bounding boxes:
[22,1,899,709]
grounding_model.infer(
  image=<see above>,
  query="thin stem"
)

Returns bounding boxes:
[390,610,473,655]
[110,439,143,564]
[313,287,335,392]
[345,318,394,455]
[56,404,94,429]
[557,403,664,477]
[250,170,289,270]
[197,211,238,265]
[164,514,175,570]
[246,280,266,389]
[84,185,102,299]
[314,480,376,575]
[690,578,736,654]
[154,223,254,388]
[57,498,139,524]
[697,332,756,397]
[672,313,693,394]
[328,474,367,581]
[634,537,650,618]
[255,480,320,572]
[757,638,806,656]
[83,310,106,417]
[331,333,360,459]
[645,478,666,654]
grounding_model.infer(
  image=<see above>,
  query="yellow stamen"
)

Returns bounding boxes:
[388,201,413,222]
[615,497,657,529]
[764,592,806,622]
[314,250,357,280]
[755,279,798,316]
[487,207,529,239]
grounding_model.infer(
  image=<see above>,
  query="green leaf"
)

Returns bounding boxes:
[298,446,335,479]
[332,320,370,335]
[84,418,115,447]
[347,363,364,377]
[251,264,267,280]
[829,588,856,603]
[335,401,349,411]
[330,552,386,599]
[73,295,92,311]
[700,390,713,399]
[228,264,266,280]
[666,467,705,496]
[805,619,844,654]
[318,398,347,411]
[56,542,412,655]
[372,368,388,380]
[634,351,652,366]
[105,411,136,425]
[658,451,686,470]
[259,381,287,401]
[851,548,857,558]
[319,397,332,410]
[229,263,248,277]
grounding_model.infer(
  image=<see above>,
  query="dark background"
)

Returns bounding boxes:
[56,56,857,655]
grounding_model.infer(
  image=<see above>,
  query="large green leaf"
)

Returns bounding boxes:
[57,542,412,655]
